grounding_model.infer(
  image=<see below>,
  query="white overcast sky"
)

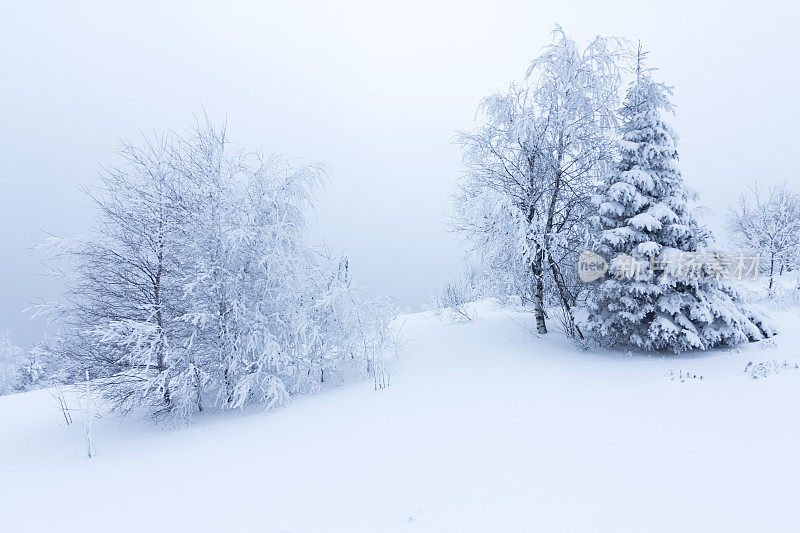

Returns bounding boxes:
[2,0,799,346]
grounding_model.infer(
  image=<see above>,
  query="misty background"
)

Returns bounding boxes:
[2,0,798,347]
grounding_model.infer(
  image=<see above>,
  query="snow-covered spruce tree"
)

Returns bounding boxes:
[34,118,396,423]
[583,58,775,352]
[454,26,625,336]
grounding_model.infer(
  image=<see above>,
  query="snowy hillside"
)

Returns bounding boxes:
[2,301,800,532]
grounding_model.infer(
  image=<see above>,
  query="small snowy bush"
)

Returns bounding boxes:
[0,330,25,395]
[426,267,490,321]
[668,370,704,382]
[744,360,800,379]
[0,330,43,394]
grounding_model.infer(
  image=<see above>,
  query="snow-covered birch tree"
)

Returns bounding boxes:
[454,26,626,336]
[33,131,187,416]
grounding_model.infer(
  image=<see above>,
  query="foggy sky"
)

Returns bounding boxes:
[2,0,799,347]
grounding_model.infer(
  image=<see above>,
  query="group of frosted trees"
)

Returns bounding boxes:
[453,30,779,352]
[5,28,797,414]
[31,119,396,422]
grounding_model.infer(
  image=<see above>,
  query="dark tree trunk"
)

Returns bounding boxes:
[769,253,775,293]
[549,261,583,339]
[533,258,547,334]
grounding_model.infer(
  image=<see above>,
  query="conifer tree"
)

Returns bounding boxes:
[583,48,775,352]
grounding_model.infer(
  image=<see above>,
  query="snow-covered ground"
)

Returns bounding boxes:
[2,300,800,532]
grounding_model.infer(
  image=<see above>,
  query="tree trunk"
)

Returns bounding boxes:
[196,369,204,413]
[769,253,775,294]
[531,135,564,336]
[549,261,583,339]
[532,256,547,334]
[154,233,169,405]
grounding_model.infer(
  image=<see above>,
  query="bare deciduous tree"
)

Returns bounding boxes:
[727,182,800,295]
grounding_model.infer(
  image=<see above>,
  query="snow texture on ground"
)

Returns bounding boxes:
[2,300,800,532]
